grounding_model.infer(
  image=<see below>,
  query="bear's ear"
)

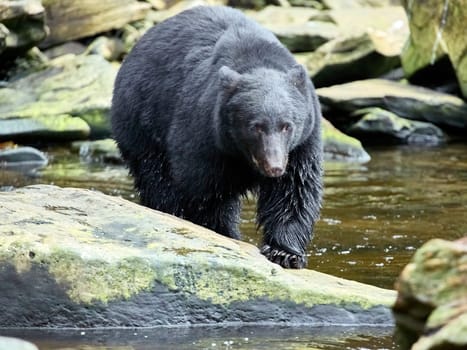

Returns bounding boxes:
[288,64,308,92]
[219,66,241,92]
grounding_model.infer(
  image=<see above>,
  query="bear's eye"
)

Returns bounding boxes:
[281,123,292,133]
[253,123,265,134]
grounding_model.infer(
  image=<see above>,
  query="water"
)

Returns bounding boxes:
[2,143,467,349]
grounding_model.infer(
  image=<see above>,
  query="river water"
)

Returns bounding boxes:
[2,143,467,349]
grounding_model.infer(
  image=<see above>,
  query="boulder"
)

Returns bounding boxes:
[0,337,38,350]
[295,6,408,86]
[0,185,395,328]
[322,118,371,163]
[348,108,445,145]
[401,0,467,98]
[393,238,467,350]
[40,0,151,47]
[322,0,398,8]
[0,54,118,141]
[0,146,48,173]
[248,6,339,52]
[0,0,47,60]
[317,79,467,130]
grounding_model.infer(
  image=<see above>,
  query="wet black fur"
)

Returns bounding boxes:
[111,6,323,268]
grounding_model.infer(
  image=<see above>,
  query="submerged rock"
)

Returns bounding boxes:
[0,146,48,173]
[348,108,445,145]
[71,138,122,163]
[0,185,395,328]
[401,0,467,98]
[317,79,467,130]
[393,238,467,350]
[0,54,118,140]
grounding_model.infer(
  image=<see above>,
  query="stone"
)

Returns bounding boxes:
[0,185,396,327]
[71,138,122,163]
[322,0,398,8]
[348,108,445,145]
[85,36,126,62]
[401,0,467,98]
[40,0,151,47]
[0,0,47,60]
[322,118,371,163]
[0,54,118,140]
[0,337,38,350]
[295,6,408,86]
[248,6,339,52]
[0,146,48,173]
[317,79,467,130]
[393,238,467,349]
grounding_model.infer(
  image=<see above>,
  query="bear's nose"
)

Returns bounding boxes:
[269,167,285,177]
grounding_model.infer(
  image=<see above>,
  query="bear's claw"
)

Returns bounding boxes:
[260,244,307,269]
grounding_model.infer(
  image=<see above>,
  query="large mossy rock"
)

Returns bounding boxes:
[41,0,151,47]
[0,54,117,141]
[393,238,467,350]
[322,118,371,162]
[0,185,395,328]
[317,79,467,130]
[401,0,467,98]
[348,108,445,145]
[0,0,47,60]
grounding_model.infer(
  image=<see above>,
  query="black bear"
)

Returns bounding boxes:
[111,6,323,268]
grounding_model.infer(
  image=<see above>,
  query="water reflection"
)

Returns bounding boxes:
[4,325,396,350]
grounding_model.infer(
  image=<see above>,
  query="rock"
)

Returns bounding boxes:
[295,6,408,86]
[317,79,467,130]
[322,118,371,163]
[348,108,445,145]
[0,185,395,327]
[0,337,38,350]
[322,0,399,9]
[401,0,467,98]
[393,238,467,350]
[40,0,151,47]
[0,54,118,140]
[0,146,48,173]
[248,6,339,52]
[0,0,47,60]
[85,36,126,62]
[43,41,86,60]
[149,0,227,24]
[71,138,122,163]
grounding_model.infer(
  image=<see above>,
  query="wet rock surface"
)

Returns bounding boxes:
[0,185,395,328]
[393,238,467,350]
[348,108,445,145]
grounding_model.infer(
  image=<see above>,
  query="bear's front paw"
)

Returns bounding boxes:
[260,244,307,269]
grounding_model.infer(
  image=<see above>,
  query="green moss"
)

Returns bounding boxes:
[47,250,156,304]
[322,118,362,148]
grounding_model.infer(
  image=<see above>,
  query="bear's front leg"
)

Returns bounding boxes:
[257,141,323,269]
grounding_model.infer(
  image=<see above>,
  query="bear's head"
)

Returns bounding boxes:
[216,64,315,178]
